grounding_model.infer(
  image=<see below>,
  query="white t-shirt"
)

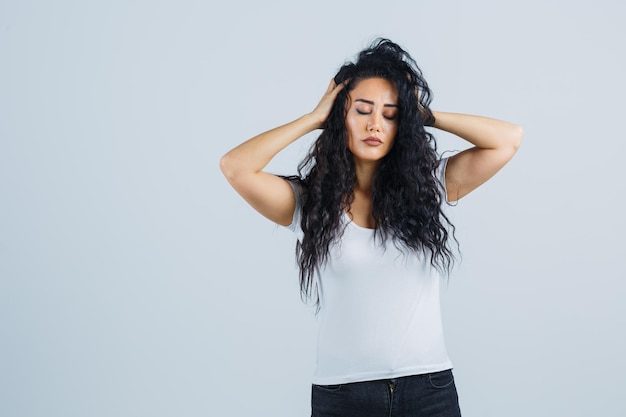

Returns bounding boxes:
[287,159,453,385]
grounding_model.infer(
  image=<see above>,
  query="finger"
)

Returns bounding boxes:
[326,78,337,93]
[329,79,346,96]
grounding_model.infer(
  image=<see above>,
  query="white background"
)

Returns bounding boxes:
[1,1,625,416]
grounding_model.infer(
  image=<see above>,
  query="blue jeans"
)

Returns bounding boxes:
[311,369,461,417]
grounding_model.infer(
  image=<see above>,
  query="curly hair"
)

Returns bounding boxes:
[291,38,456,304]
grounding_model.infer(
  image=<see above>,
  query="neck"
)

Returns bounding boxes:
[354,160,379,193]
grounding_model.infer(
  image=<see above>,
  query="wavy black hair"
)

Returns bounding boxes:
[291,38,456,304]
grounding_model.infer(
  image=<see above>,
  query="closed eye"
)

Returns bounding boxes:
[356,108,397,120]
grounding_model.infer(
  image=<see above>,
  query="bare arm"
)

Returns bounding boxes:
[219,80,345,226]
[433,111,524,202]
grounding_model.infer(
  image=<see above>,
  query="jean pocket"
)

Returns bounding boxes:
[428,369,455,389]
[312,383,342,392]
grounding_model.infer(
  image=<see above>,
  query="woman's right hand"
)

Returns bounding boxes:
[308,79,346,128]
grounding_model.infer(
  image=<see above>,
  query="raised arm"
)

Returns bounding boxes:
[219,79,344,226]
[433,111,523,202]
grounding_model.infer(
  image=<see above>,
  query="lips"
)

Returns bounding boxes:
[363,136,382,146]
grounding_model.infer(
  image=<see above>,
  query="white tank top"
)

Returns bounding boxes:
[287,159,453,385]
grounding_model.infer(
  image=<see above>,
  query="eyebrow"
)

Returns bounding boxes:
[355,99,398,108]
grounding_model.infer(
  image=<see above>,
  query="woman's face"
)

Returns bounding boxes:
[345,77,399,164]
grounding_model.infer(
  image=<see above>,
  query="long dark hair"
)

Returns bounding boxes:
[291,38,456,304]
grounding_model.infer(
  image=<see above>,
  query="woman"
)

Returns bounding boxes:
[220,39,522,417]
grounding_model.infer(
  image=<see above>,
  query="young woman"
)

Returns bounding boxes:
[220,39,522,417]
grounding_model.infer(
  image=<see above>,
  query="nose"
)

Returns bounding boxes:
[367,112,382,132]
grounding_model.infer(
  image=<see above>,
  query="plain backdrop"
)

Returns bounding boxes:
[1,1,625,416]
